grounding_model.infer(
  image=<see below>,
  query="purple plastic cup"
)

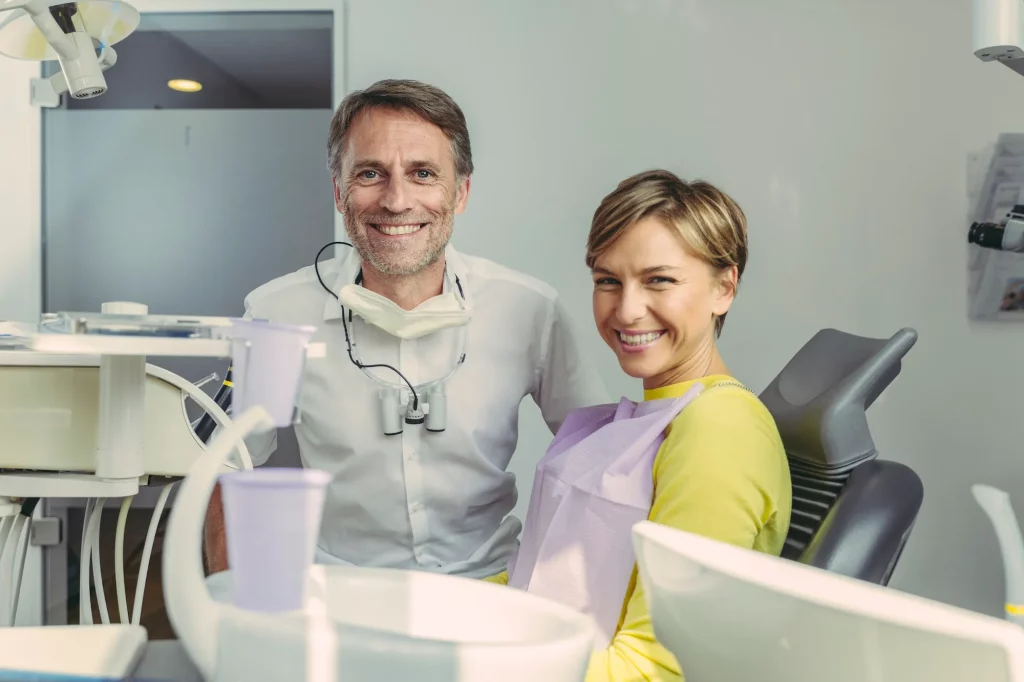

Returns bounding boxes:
[219,467,332,612]
[226,319,316,428]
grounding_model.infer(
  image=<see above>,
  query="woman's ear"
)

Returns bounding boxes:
[712,265,738,315]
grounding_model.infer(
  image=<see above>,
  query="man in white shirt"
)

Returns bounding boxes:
[204,79,607,578]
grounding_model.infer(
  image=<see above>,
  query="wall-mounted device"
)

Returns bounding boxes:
[974,0,1024,77]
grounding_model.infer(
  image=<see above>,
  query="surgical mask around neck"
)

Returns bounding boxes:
[339,284,469,340]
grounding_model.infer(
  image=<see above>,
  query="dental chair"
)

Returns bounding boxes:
[632,520,1024,682]
[759,327,922,585]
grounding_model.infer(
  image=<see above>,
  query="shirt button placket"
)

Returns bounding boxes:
[400,338,428,562]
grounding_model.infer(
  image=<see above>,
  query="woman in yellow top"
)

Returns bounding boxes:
[487,169,792,681]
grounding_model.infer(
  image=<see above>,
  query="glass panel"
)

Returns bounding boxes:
[43,11,332,110]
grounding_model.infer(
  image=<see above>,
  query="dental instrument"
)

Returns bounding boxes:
[315,241,468,435]
[0,0,138,100]
[0,301,320,680]
[0,351,243,636]
[969,204,1024,253]
[972,484,1024,626]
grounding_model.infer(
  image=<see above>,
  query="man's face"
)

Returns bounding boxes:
[334,107,470,276]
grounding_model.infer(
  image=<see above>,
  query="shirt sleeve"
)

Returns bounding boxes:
[531,295,609,434]
[585,387,786,682]
[482,571,509,585]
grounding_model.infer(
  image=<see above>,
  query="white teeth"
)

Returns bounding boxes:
[376,224,423,235]
[619,331,663,346]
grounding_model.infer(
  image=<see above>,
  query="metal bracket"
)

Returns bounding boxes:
[30,516,62,547]
[29,77,60,108]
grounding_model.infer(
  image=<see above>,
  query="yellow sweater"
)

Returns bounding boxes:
[486,374,792,681]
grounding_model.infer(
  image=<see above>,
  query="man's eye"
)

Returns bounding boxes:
[415,170,434,179]
[361,170,378,179]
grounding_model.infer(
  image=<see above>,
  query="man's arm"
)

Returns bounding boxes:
[204,483,229,574]
[201,415,278,574]
[531,296,609,434]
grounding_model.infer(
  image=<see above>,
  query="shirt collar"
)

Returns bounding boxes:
[642,374,734,402]
[321,243,472,322]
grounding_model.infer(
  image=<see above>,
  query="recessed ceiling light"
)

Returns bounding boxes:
[168,79,202,93]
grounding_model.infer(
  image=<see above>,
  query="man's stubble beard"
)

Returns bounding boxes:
[342,187,456,277]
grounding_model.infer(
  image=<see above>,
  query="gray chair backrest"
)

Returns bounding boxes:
[759,327,922,585]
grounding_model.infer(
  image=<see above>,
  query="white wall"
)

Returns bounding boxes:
[345,0,1024,618]
[0,55,41,322]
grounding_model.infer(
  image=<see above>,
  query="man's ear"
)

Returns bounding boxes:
[332,177,345,212]
[454,176,471,215]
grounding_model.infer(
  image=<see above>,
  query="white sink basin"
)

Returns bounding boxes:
[202,564,595,681]
[165,409,595,682]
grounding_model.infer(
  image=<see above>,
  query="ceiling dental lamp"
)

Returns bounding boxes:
[0,0,138,99]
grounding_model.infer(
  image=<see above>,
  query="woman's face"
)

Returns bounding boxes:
[591,217,735,389]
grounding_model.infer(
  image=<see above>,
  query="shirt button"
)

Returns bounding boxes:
[411,503,423,513]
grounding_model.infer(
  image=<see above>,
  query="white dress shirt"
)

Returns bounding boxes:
[240,243,608,578]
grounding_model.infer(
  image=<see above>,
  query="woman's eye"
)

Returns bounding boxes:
[649,276,675,285]
[594,278,619,286]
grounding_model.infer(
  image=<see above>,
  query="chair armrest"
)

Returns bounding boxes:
[797,459,923,585]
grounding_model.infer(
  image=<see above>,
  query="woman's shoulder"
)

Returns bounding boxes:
[679,377,774,423]
[665,376,785,457]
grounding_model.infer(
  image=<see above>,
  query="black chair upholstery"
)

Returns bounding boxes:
[759,327,922,586]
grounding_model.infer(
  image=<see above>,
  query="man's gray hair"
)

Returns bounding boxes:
[326,79,474,181]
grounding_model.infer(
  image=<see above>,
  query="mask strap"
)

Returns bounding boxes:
[350,270,363,324]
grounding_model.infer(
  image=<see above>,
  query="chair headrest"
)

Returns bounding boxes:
[758,328,918,469]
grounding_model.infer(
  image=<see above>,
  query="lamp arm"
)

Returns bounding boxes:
[0,0,36,11]
[25,1,76,60]
[163,405,276,680]
[0,0,79,60]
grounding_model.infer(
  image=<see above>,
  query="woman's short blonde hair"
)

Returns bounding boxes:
[586,169,749,336]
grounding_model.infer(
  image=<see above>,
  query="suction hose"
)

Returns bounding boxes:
[162,405,277,679]
[972,484,1024,625]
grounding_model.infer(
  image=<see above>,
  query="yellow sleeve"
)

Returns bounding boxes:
[483,571,509,585]
[585,386,788,682]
